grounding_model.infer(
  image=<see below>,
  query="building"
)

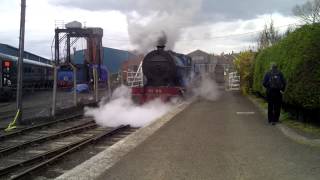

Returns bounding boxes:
[213,53,238,83]
[73,47,137,74]
[72,47,138,88]
[121,55,143,86]
[188,49,216,74]
[214,53,237,73]
[0,43,52,65]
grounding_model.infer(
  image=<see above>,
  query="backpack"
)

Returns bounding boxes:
[269,71,283,89]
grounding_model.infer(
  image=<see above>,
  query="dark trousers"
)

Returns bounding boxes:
[267,90,282,123]
[268,100,281,123]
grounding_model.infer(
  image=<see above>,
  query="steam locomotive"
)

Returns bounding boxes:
[132,45,193,103]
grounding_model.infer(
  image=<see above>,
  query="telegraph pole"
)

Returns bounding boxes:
[16,0,26,124]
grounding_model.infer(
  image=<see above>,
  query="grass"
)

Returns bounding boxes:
[280,112,320,137]
[249,94,320,138]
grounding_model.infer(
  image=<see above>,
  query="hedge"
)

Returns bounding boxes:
[234,51,255,94]
[253,24,320,110]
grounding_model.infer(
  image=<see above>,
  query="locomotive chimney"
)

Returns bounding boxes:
[157,31,167,51]
[157,45,165,51]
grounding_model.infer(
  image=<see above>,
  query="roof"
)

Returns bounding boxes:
[0,52,53,68]
[0,43,52,65]
[188,49,210,56]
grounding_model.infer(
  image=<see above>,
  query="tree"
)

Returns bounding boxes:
[282,26,296,38]
[257,20,281,50]
[234,51,255,94]
[293,0,320,24]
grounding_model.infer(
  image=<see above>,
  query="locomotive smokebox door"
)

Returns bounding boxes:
[142,51,177,87]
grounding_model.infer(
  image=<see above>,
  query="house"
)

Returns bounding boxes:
[188,49,216,74]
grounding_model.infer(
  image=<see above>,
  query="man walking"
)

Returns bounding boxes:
[263,63,286,125]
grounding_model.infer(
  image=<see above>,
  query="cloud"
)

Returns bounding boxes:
[50,0,307,22]
[0,0,304,58]
[199,0,307,21]
[0,0,129,58]
[175,13,299,54]
[50,0,199,15]
[49,0,306,54]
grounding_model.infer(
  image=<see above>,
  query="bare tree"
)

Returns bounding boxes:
[257,20,281,50]
[282,25,296,38]
[293,0,320,24]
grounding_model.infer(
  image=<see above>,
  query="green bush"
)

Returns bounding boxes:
[253,24,320,110]
[234,51,255,94]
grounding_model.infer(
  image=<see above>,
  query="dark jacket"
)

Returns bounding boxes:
[263,70,286,100]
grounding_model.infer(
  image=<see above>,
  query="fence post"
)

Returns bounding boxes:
[51,65,58,117]
[93,66,98,102]
[70,64,77,106]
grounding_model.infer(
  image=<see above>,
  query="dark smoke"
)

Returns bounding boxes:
[125,0,201,53]
[157,31,167,47]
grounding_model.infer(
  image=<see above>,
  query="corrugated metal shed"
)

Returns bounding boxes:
[73,47,137,74]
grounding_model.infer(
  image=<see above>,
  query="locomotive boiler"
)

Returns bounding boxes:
[132,45,193,103]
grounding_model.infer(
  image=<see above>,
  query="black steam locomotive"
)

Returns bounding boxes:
[132,45,193,103]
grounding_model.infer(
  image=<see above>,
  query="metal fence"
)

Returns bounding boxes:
[228,72,240,90]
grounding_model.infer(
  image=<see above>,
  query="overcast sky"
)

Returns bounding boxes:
[0,0,306,58]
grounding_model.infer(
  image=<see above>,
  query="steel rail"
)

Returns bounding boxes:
[0,114,83,140]
[8,125,130,179]
[0,121,97,156]
[0,132,89,176]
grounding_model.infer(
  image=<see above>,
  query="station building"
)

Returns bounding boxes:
[188,49,216,74]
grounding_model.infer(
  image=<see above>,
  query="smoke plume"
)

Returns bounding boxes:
[157,31,167,47]
[85,73,219,128]
[126,0,201,53]
[85,85,175,128]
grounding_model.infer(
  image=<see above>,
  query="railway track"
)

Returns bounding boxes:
[0,113,83,138]
[0,103,10,108]
[0,107,36,121]
[0,116,137,180]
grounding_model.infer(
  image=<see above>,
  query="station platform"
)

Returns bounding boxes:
[57,91,320,180]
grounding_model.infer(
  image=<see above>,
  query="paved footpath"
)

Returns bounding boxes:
[98,91,320,180]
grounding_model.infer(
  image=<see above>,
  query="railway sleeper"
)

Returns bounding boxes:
[0,123,97,157]
[8,125,130,179]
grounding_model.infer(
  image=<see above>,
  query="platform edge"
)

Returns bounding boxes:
[55,100,193,180]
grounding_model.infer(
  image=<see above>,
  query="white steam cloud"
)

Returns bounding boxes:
[85,75,219,128]
[84,85,175,128]
[190,74,220,101]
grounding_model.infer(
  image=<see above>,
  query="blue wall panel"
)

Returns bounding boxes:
[73,47,137,74]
